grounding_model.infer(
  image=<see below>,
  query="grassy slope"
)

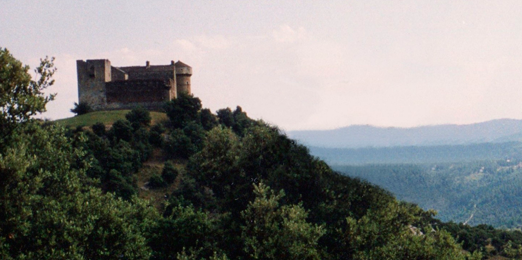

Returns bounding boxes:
[55,110,168,128]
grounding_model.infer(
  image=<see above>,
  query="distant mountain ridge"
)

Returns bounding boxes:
[288,119,522,148]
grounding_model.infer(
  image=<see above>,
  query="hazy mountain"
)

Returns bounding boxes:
[287,118,522,148]
[309,142,522,165]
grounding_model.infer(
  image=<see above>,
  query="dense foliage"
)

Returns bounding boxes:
[0,48,494,259]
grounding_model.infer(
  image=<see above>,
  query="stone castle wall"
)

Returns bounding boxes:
[105,79,171,110]
[77,59,191,111]
[76,59,110,110]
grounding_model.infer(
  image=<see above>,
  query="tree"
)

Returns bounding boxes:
[199,108,218,131]
[232,106,254,136]
[241,183,325,259]
[0,47,55,137]
[164,92,202,129]
[216,108,234,128]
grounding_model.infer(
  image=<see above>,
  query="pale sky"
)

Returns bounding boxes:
[3,1,522,130]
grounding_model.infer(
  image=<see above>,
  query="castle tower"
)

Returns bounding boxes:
[76,59,111,110]
[175,60,192,94]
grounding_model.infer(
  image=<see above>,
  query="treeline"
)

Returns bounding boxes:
[0,48,486,259]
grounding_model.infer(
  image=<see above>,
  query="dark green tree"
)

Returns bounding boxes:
[216,108,234,128]
[232,106,254,136]
[199,108,218,130]
[164,92,202,129]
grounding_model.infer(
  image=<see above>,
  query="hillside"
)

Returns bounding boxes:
[51,103,522,259]
[288,119,522,148]
[46,95,483,259]
[334,161,522,228]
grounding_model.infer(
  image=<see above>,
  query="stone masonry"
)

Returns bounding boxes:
[76,59,192,111]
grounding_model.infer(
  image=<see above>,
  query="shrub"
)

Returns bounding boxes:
[162,161,179,184]
[108,120,133,142]
[71,102,92,115]
[125,106,151,130]
[92,122,106,136]
[149,174,167,189]
[150,123,166,147]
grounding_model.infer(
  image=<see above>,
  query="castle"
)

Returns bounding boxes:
[76,59,192,111]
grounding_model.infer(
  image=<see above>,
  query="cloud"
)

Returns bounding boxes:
[194,35,231,50]
[272,25,306,43]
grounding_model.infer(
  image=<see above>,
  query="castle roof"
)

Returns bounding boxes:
[175,60,191,68]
